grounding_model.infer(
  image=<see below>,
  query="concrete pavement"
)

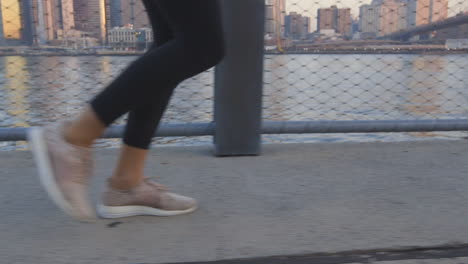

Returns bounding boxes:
[1,140,468,264]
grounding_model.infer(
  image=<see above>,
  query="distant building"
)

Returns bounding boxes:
[21,1,35,45]
[358,0,449,39]
[120,0,149,28]
[0,0,34,45]
[56,0,75,33]
[106,0,150,28]
[445,38,468,49]
[31,0,56,45]
[314,29,346,42]
[285,12,310,40]
[318,6,352,37]
[359,4,380,37]
[265,0,286,39]
[379,0,407,35]
[445,39,468,49]
[108,0,121,28]
[337,8,352,36]
[351,18,360,35]
[359,0,407,38]
[74,0,107,44]
[0,1,4,45]
[108,25,153,50]
[318,7,335,31]
[412,0,448,26]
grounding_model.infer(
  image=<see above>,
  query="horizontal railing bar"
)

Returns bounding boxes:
[1,119,468,142]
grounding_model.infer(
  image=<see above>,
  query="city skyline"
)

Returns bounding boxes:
[0,0,467,47]
[0,0,152,46]
[286,0,468,30]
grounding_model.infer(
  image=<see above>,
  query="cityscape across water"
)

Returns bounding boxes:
[0,1,467,50]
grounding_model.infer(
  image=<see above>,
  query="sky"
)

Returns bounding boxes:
[286,0,468,31]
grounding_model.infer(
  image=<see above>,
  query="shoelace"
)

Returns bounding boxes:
[143,177,170,192]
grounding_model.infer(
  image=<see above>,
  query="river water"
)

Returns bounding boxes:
[1,54,467,150]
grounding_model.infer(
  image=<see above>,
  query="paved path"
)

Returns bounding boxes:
[1,141,468,264]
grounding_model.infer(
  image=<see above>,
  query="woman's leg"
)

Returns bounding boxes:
[64,0,224,149]
[63,105,106,147]
[89,0,224,126]
[97,1,224,218]
[108,0,177,190]
[31,0,224,220]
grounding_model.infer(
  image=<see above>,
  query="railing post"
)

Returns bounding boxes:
[214,0,265,156]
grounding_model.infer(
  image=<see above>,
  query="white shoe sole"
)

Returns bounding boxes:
[28,127,94,222]
[97,204,198,219]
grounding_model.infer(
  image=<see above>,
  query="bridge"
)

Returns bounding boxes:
[378,13,468,41]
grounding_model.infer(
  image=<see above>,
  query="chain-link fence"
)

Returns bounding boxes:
[263,0,468,143]
[1,0,468,150]
[0,0,215,150]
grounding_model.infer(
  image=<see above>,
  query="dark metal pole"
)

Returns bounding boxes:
[214,0,265,156]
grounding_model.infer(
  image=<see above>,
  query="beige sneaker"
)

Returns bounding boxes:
[97,178,198,218]
[27,121,96,221]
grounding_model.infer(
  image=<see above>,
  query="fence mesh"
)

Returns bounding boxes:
[0,0,214,150]
[264,0,468,123]
[1,1,468,149]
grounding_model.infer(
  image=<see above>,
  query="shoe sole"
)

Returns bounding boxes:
[97,204,198,219]
[27,128,94,222]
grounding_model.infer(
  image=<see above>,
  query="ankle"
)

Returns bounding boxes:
[63,128,93,148]
[62,105,107,148]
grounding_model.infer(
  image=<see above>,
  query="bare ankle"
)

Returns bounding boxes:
[63,125,93,148]
[63,105,107,148]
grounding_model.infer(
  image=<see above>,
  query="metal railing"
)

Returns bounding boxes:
[1,0,468,155]
[262,0,468,141]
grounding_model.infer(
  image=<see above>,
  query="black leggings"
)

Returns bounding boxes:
[90,0,224,149]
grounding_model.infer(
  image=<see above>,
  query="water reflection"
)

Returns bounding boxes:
[264,55,290,121]
[0,54,467,150]
[403,56,446,117]
[1,56,30,127]
[1,56,30,149]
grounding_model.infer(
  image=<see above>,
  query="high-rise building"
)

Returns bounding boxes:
[31,0,57,45]
[55,0,75,32]
[74,0,107,43]
[265,0,286,38]
[0,0,36,45]
[108,0,121,28]
[51,0,78,44]
[285,12,310,40]
[0,0,22,41]
[359,4,380,37]
[29,0,82,46]
[380,0,407,35]
[337,8,352,36]
[431,0,449,23]
[317,6,352,36]
[359,0,408,38]
[120,0,149,29]
[0,1,4,45]
[20,0,34,45]
[401,0,448,27]
[317,7,335,31]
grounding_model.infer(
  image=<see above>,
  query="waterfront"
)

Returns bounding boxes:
[1,46,468,56]
[1,53,467,150]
